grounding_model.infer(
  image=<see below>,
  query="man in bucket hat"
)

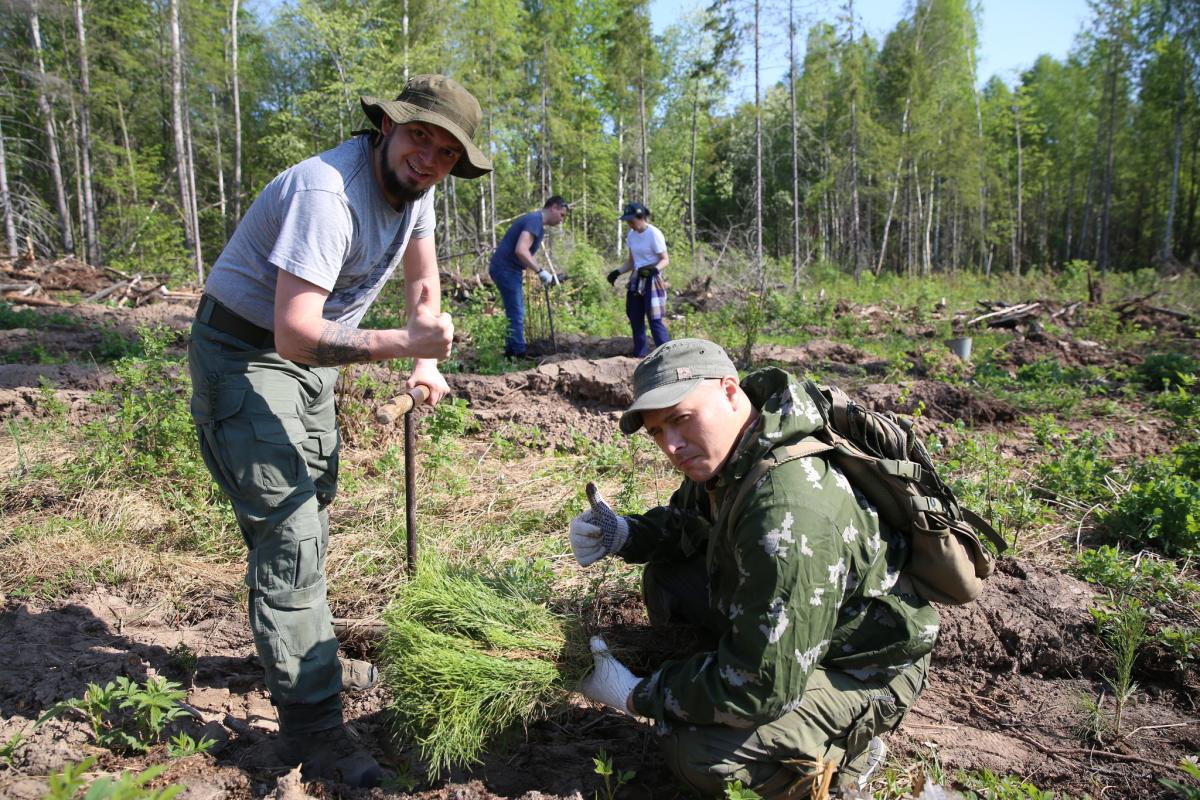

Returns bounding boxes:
[569,339,934,797]
[188,74,491,787]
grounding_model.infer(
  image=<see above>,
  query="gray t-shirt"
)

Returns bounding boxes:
[205,135,435,330]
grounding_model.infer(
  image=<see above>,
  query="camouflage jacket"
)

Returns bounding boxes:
[622,367,939,727]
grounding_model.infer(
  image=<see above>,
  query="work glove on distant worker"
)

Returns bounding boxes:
[569,483,630,566]
[636,266,658,280]
[579,636,639,715]
[606,269,621,286]
[537,269,555,286]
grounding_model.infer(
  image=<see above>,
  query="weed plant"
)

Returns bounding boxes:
[1029,416,1116,504]
[1159,757,1200,799]
[44,756,184,800]
[1102,454,1200,557]
[956,768,1056,799]
[381,557,589,776]
[36,676,194,754]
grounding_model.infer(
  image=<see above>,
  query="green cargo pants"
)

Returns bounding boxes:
[188,319,344,734]
[643,556,929,798]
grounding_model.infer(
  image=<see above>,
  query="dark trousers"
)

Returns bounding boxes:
[626,291,670,357]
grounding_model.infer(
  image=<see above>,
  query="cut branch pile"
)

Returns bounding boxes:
[0,256,200,307]
[380,558,589,777]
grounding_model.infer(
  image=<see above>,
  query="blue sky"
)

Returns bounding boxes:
[649,0,1094,99]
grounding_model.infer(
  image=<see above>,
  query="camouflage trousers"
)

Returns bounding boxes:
[643,556,929,798]
[188,319,344,734]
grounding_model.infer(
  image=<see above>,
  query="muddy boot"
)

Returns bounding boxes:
[340,658,379,693]
[275,724,385,788]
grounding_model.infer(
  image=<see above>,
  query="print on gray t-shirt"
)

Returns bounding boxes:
[205,135,435,331]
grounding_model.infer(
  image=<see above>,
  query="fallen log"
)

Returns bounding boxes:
[0,293,65,307]
[968,301,1041,328]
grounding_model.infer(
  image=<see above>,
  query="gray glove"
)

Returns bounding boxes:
[578,636,639,714]
[537,269,554,286]
[569,483,630,566]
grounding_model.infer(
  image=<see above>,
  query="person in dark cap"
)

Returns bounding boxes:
[569,339,933,797]
[488,195,571,358]
[187,74,492,787]
[607,202,670,357]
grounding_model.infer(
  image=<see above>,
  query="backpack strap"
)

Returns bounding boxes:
[961,507,1008,552]
[719,439,832,533]
[824,384,853,433]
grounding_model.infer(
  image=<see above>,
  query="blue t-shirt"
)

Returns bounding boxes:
[204,135,435,330]
[490,211,544,272]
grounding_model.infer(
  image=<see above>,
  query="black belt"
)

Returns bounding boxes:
[196,294,274,348]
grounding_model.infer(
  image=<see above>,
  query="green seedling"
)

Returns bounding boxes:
[167,642,198,684]
[0,731,24,767]
[592,748,636,800]
[382,557,589,777]
[166,731,216,758]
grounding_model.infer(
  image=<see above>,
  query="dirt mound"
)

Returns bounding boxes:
[751,339,884,372]
[448,357,638,448]
[934,559,1104,677]
[1000,333,1134,370]
[852,381,1019,425]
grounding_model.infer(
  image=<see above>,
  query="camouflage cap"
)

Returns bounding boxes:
[619,339,738,435]
[360,74,493,179]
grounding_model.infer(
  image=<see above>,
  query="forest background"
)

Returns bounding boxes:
[0,0,1197,287]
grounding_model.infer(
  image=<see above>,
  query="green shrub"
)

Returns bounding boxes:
[1102,457,1200,557]
[1155,375,1200,431]
[1138,352,1200,391]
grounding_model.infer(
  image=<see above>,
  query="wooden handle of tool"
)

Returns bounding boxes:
[374,384,431,426]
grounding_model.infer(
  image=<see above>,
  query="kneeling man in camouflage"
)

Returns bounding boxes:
[570,339,935,797]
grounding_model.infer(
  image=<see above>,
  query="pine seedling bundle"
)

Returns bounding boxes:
[381,559,590,777]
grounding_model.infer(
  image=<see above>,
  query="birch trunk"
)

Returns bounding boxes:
[69,98,84,257]
[1097,19,1121,273]
[1014,101,1023,275]
[1161,74,1185,263]
[689,88,699,261]
[789,0,801,287]
[184,73,203,273]
[117,98,138,203]
[638,62,649,205]
[230,0,242,222]
[616,113,624,256]
[169,0,200,279]
[29,3,75,255]
[211,91,227,230]
[0,121,16,257]
[965,31,987,271]
[875,98,910,275]
[753,0,763,274]
[73,0,99,265]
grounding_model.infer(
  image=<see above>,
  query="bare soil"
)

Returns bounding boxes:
[2,259,1198,798]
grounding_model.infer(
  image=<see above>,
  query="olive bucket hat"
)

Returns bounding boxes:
[361,74,493,179]
[619,339,738,434]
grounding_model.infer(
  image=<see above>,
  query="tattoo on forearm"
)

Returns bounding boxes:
[301,323,374,365]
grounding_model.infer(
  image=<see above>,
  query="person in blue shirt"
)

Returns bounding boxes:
[488,196,570,357]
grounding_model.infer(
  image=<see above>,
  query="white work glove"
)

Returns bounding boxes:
[537,269,554,286]
[579,636,640,714]
[569,483,630,566]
